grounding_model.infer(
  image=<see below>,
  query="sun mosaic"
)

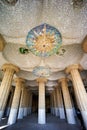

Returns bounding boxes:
[26,23,62,57]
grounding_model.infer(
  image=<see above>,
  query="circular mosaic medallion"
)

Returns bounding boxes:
[26,23,62,57]
[33,66,51,77]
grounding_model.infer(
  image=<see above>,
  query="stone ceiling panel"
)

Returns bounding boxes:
[3,43,84,72]
[0,0,87,45]
[45,44,84,69]
[3,43,41,68]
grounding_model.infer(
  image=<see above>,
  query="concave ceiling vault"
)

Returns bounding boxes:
[0,0,87,93]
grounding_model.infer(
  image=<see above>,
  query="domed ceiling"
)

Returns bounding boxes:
[0,0,87,93]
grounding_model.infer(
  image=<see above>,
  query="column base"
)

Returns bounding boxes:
[18,108,24,119]
[59,107,65,119]
[55,108,59,117]
[38,109,46,124]
[66,108,76,124]
[8,108,17,125]
[6,107,10,117]
[0,110,4,121]
[81,111,87,129]
[23,108,27,117]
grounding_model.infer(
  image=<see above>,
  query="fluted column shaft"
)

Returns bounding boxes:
[56,86,65,119]
[0,63,19,120]
[54,88,59,116]
[59,78,76,124]
[53,89,58,116]
[18,85,25,119]
[23,89,28,117]
[66,64,87,129]
[50,92,54,115]
[28,93,32,114]
[37,78,47,124]
[6,89,14,117]
[26,91,31,115]
[8,78,24,125]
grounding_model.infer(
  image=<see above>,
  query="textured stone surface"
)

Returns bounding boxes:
[0,0,87,92]
[0,0,87,45]
[3,43,83,73]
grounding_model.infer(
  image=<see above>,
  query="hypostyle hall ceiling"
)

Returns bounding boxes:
[0,0,87,90]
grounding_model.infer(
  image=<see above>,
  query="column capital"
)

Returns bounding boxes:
[0,34,6,51]
[58,78,68,83]
[14,77,25,84]
[65,64,83,74]
[36,78,47,83]
[1,63,20,73]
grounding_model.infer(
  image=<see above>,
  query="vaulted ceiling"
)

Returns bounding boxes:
[0,0,87,93]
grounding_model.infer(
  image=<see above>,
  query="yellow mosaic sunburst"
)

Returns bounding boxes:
[26,23,62,57]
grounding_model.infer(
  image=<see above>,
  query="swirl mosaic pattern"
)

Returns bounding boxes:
[33,66,51,77]
[26,23,62,57]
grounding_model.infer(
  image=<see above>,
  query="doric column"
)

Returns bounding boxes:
[56,85,65,119]
[8,78,25,125]
[54,87,59,116]
[37,78,47,124]
[50,92,54,115]
[23,89,28,117]
[6,88,14,117]
[28,92,32,115]
[59,78,76,124]
[52,91,55,115]
[17,83,25,119]
[66,64,87,129]
[26,90,31,115]
[0,63,20,120]
[53,89,58,116]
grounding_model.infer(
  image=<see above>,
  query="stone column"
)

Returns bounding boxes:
[54,88,59,116]
[52,91,55,115]
[6,88,14,117]
[17,83,25,119]
[59,78,76,124]
[23,89,28,117]
[50,92,54,115]
[27,90,31,115]
[0,63,20,120]
[29,93,32,115]
[27,91,30,115]
[37,78,47,124]
[8,78,25,125]
[66,64,87,129]
[56,85,65,119]
[53,89,58,116]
